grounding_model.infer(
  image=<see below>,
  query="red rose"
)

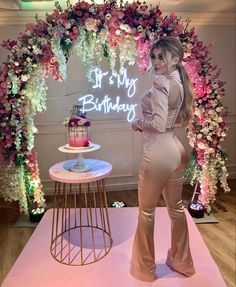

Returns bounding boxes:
[148,19,154,25]
[76,11,83,17]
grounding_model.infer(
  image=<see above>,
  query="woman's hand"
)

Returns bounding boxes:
[131,120,143,132]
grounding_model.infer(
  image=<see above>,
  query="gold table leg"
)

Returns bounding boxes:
[50,179,113,266]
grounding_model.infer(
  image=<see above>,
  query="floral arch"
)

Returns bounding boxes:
[0,0,230,213]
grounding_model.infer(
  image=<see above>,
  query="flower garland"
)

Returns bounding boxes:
[75,28,106,79]
[0,0,230,213]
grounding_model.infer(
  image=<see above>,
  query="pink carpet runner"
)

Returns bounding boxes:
[2,208,227,287]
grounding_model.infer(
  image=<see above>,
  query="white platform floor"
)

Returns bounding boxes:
[2,207,227,287]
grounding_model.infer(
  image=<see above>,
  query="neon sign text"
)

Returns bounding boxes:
[78,94,137,122]
[92,68,138,98]
[79,68,138,122]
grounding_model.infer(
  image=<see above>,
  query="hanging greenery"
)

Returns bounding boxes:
[0,0,230,213]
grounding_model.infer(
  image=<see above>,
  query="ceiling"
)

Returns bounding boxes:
[0,0,235,12]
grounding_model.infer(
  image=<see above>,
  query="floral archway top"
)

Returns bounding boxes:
[0,0,230,213]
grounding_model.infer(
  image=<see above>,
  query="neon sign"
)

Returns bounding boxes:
[78,68,138,122]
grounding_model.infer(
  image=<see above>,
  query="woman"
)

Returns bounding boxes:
[130,37,196,282]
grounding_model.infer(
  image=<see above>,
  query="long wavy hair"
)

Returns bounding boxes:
[149,37,194,125]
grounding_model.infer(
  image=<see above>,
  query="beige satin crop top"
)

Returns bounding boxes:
[135,69,184,133]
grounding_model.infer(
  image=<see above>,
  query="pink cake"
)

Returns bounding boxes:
[67,106,91,147]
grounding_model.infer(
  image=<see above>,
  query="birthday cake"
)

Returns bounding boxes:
[67,105,91,148]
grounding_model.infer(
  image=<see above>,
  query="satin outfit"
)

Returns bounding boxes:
[130,70,195,282]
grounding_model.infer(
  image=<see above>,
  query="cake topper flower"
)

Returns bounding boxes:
[67,116,91,127]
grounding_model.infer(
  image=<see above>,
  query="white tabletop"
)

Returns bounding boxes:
[49,159,112,184]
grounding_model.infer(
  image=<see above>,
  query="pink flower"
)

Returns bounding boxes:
[205,103,212,108]
[136,38,151,72]
[0,81,7,89]
[68,116,91,127]
[69,33,78,40]
[72,26,79,34]
[41,45,54,67]
[25,23,36,33]
[9,40,17,48]
[76,10,83,17]
[80,1,90,10]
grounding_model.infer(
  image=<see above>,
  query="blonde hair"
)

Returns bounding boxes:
[150,37,194,125]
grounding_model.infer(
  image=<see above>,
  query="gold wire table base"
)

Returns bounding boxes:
[50,179,113,266]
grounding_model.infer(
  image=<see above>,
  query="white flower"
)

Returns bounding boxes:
[21,74,30,82]
[51,38,67,81]
[208,110,214,116]
[89,6,96,14]
[85,18,98,32]
[65,22,71,29]
[24,64,47,113]
[120,23,132,33]
[33,47,42,55]
[22,47,29,53]
[65,38,72,45]
[201,127,209,134]
[137,25,143,32]
[221,131,226,137]
[197,142,205,149]
[115,30,121,36]
[40,38,48,45]
[194,107,201,116]
[186,43,194,49]
[105,13,112,21]
[184,52,191,58]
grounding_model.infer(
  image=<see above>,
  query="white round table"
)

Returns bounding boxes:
[49,159,113,266]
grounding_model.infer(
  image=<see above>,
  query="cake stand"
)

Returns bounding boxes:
[58,143,101,173]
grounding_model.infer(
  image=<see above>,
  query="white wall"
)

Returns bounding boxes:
[0,4,235,194]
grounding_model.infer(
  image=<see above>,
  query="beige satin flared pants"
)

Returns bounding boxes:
[130,136,195,282]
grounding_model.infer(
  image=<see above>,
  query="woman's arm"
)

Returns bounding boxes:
[132,75,169,133]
